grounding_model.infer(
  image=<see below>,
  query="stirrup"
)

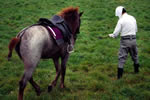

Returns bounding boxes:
[67,44,74,53]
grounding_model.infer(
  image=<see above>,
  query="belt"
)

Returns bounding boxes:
[121,35,136,40]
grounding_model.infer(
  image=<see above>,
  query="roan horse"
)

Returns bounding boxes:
[7,7,83,100]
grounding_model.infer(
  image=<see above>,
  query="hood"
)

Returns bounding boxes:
[115,6,124,18]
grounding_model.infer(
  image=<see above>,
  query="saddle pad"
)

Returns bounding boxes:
[46,26,64,45]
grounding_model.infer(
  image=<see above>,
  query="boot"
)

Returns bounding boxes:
[117,68,123,79]
[134,63,139,73]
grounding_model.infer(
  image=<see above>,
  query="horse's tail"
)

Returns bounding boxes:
[8,37,20,61]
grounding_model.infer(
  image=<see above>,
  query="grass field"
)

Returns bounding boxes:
[0,0,150,100]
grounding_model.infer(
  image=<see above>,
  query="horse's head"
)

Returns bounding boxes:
[58,7,83,42]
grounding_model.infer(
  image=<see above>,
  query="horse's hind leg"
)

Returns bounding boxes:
[18,74,26,100]
[48,57,61,92]
[29,77,41,96]
[18,62,37,100]
[18,68,33,100]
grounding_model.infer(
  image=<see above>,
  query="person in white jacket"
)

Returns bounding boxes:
[109,6,140,79]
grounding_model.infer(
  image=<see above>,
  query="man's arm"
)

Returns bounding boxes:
[132,16,138,32]
[109,20,122,38]
[135,19,138,32]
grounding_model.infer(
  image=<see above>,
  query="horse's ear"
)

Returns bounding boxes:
[79,12,84,17]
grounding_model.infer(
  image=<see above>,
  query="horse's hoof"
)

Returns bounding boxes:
[60,84,65,89]
[48,85,52,92]
[7,57,11,61]
[36,89,41,96]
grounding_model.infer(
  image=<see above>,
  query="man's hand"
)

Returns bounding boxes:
[109,34,115,38]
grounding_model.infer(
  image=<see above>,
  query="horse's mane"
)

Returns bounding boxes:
[58,7,79,34]
[58,7,79,18]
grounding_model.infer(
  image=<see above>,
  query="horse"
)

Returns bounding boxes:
[7,7,83,100]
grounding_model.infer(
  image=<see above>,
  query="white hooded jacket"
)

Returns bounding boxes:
[110,6,138,37]
[115,6,124,18]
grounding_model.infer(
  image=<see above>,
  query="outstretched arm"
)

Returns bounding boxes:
[109,21,121,38]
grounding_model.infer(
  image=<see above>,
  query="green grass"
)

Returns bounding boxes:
[0,0,150,100]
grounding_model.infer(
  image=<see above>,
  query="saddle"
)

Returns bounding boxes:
[38,15,72,44]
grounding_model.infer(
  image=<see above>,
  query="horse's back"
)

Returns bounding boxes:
[19,25,53,64]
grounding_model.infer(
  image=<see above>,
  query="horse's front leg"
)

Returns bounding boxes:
[48,57,61,92]
[60,54,69,88]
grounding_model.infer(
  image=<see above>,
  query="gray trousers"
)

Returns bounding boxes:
[118,35,139,68]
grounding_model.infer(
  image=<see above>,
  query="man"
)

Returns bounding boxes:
[109,6,140,79]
